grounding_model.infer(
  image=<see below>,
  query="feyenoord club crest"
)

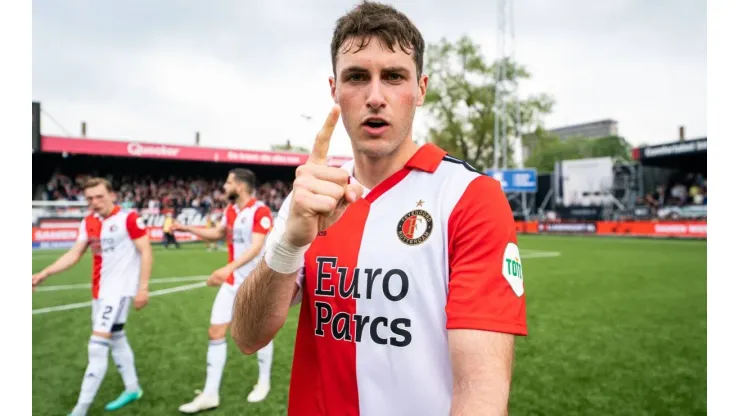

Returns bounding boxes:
[397,209,433,245]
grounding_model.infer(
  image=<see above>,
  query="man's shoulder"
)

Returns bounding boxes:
[436,154,485,177]
[424,156,508,215]
[252,200,270,210]
[119,208,140,218]
[428,155,492,194]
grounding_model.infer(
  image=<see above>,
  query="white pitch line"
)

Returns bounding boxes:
[35,275,208,292]
[35,252,560,294]
[32,282,208,315]
[520,250,562,259]
[32,250,560,314]
[32,249,225,261]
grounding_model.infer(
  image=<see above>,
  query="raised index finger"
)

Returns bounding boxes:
[309,105,341,165]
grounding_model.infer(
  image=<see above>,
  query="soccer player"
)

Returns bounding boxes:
[230,2,528,415]
[31,177,152,416]
[173,168,275,413]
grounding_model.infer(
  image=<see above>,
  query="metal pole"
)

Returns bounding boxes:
[521,193,528,221]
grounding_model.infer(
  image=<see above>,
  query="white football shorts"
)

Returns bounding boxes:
[210,283,237,325]
[91,296,131,334]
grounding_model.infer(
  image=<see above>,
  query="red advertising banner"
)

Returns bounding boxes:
[41,136,353,167]
[32,226,205,245]
[517,220,706,239]
[31,220,706,250]
[596,221,707,238]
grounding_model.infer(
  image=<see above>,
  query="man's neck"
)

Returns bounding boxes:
[353,138,419,190]
[99,205,114,218]
[235,193,252,208]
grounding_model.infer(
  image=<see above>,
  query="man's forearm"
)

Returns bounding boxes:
[42,250,82,277]
[448,330,514,416]
[450,383,509,416]
[138,247,153,291]
[184,226,223,241]
[231,258,298,355]
[227,245,262,272]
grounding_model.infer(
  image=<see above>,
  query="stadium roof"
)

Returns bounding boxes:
[632,137,707,173]
[38,135,353,167]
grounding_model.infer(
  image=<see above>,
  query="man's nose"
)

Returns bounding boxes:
[365,79,386,110]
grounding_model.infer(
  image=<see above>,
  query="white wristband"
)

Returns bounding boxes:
[264,230,309,274]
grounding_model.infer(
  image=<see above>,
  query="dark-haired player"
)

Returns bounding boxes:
[173,168,274,412]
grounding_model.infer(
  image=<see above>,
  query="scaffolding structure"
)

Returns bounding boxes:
[492,0,537,221]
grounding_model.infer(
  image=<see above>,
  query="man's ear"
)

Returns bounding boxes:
[417,74,429,106]
[329,76,338,103]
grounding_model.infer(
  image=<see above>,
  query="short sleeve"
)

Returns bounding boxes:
[252,206,273,235]
[126,211,148,240]
[445,175,527,336]
[264,192,306,292]
[76,218,88,244]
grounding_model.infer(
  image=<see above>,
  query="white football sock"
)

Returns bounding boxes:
[203,338,227,396]
[73,335,110,414]
[111,331,141,392]
[257,340,273,386]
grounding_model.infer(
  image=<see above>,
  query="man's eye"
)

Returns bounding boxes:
[387,73,403,81]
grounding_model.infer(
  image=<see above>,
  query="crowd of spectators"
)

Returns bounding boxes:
[40,172,292,213]
[644,173,706,209]
[637,172,706,220]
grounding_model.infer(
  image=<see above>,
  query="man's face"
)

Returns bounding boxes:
[222,173,241,200]
[84,185,115,215]
[330,36,428,158]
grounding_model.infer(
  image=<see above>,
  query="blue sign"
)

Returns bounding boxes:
[484,168,538,193]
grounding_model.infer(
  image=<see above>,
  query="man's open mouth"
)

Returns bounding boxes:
[363,118,389,128]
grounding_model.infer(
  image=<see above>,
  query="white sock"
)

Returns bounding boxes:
[73,335,110,414]
[203,339,227,396]
[111,331,141,392]
[257,341,273,386]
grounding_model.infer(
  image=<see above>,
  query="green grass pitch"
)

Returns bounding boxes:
[32,235,707,415]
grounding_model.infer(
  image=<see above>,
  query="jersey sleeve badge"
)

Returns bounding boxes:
[502,242,524,297]
[260,216,272,230]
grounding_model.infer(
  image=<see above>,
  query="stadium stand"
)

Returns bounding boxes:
[32,133,708,249]
[40,171,292,213]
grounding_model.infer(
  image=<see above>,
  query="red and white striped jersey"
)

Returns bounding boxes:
[221,198,273,286]
[275,143,527,416]
[76,206,148,300]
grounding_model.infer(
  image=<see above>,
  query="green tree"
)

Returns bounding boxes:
[423,35,554,171]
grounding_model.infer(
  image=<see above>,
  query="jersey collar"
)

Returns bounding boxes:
[344,143,448,198]
[94,205,121,219]
[236,197,256,212]
[404,143,447,173]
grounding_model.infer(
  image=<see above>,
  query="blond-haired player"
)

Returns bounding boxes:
[32,177,153,415]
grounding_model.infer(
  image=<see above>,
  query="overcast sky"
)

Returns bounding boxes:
[32,0,706,159]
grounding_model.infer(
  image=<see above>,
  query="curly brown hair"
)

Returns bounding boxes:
[330,1,425,81]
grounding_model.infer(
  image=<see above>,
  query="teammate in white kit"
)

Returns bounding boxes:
[173,168,275,413]
[32,178,153,416]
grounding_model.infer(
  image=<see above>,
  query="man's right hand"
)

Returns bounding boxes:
[285,105,364,247]
[171,221,187,232]
[32,271,48,291]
